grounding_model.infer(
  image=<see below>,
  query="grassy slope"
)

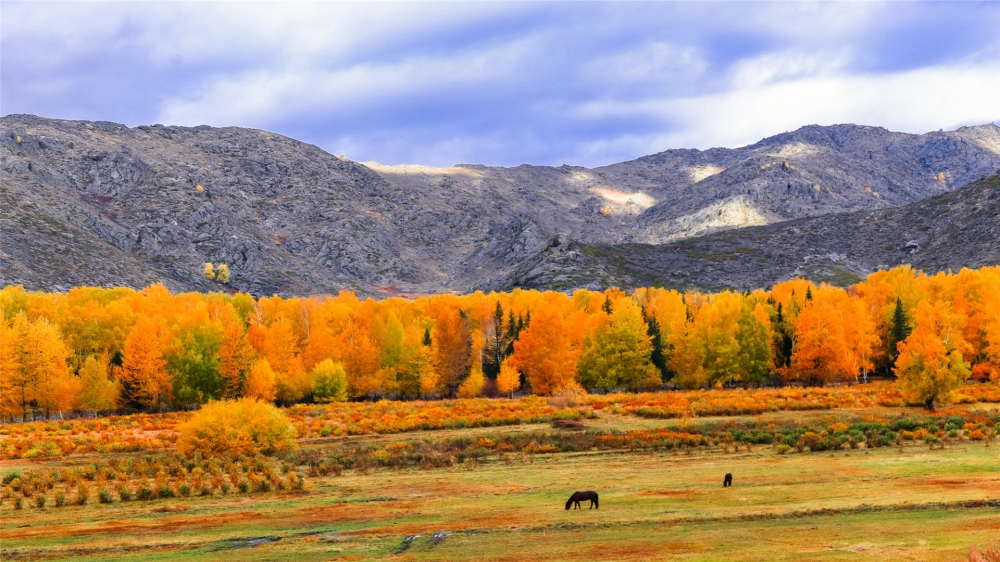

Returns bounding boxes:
[2,413,999,561]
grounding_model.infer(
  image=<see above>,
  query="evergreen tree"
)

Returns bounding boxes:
[483,301,509,380]
[644,311,670,382]
[772,303,794,370]
[504,310,519,356]
[888,297,912,367]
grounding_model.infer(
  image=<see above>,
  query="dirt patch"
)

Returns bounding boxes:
[151,504,189,513]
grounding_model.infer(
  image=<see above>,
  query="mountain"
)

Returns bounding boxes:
[507,172,1000,292]
[2,114,999,295]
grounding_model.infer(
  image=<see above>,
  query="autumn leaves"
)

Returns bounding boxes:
[0,264,998,419]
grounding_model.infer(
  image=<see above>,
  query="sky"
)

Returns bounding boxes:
[2,2,999,168]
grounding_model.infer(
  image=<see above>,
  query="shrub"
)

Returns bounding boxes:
[311,360,348,402]
[158,486,175,499]
[14,497,23,510]
[2,471,21,486]
[55,492,66,507]
[35,495,46,508]
[238,480,250,493]
[548,385,588,409]
[98,489,113,504]
[76,488,89,505]
[137,487,154,501]
[775,443,791,455]
[221,482,231,495]
[965,540,1000,562]
[119,487,133,502]
[176,399,296,457]
[179,483,191,497]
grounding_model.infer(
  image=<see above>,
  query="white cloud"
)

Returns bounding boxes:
[3,1,999,167]
[570,61,1000,156]
[157,33,542,127]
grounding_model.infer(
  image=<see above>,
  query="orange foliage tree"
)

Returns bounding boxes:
[511,306,578,395]
[895,300,971,410]
[218,320,256,398]
[119,315,171,408]
[431,307,472,397]
[791,287,878,385]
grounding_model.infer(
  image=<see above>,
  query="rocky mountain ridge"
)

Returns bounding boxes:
[1,114,998,295]
[507,173,1000,292]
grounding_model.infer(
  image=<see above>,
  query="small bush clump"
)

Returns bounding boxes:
[98,489,113,504]
[176,399,296,457]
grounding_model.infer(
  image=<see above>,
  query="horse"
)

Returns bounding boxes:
[723,473,732,487]
[565,491,599,510]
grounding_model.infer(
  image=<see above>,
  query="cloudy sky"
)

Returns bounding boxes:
[3,2,999,167]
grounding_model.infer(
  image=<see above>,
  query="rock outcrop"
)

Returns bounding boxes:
[503,173,1000,292]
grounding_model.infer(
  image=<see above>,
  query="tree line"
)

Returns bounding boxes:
[1,265,998,419]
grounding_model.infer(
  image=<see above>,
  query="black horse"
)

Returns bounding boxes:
[723,473,733,487]
[565,491,599,510]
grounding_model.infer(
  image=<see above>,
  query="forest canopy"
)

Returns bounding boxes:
[1,265,998,418]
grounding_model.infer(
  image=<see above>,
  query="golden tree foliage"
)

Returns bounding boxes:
[218,320,256,398]
[76,353,120,412]
[244,359,278,402]
[577,297,660,390]
[336,319,386,397]
[791,287,879,385]
[458,364,485,398]
[670,292,743,388]
[260,318,309,403]
[1,265,998,415]
[431,307,472,397]
[895,300,971,409]
[497,357,521,397]
[311,359,348,402]
[511,306,578,395]
[119,315,170,407]
[0,314,75,417]
[176,398,296,456]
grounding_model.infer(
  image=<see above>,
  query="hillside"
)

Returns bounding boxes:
[2,114,999,295]
[508,173,1000,292]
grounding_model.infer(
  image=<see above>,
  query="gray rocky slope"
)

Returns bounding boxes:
[510,173,1000,292]
[1,114,998,295]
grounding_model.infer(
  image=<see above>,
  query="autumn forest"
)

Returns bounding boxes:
[2,264,999,422]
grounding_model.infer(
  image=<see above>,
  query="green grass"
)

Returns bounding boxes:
[2,414,998,561]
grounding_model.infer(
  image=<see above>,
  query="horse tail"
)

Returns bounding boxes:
[565,495,574,510]
[593,492,598,509]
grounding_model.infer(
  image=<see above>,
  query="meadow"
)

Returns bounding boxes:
[2,391,999,561]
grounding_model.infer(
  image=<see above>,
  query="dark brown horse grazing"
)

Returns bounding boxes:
[565,491,599,510]
[723,473,733,487]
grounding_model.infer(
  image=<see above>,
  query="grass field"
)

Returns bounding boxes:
[2,406,999,561]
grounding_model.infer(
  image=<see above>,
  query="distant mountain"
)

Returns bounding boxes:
[2,114,998,295]
[505,172,1000,292]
